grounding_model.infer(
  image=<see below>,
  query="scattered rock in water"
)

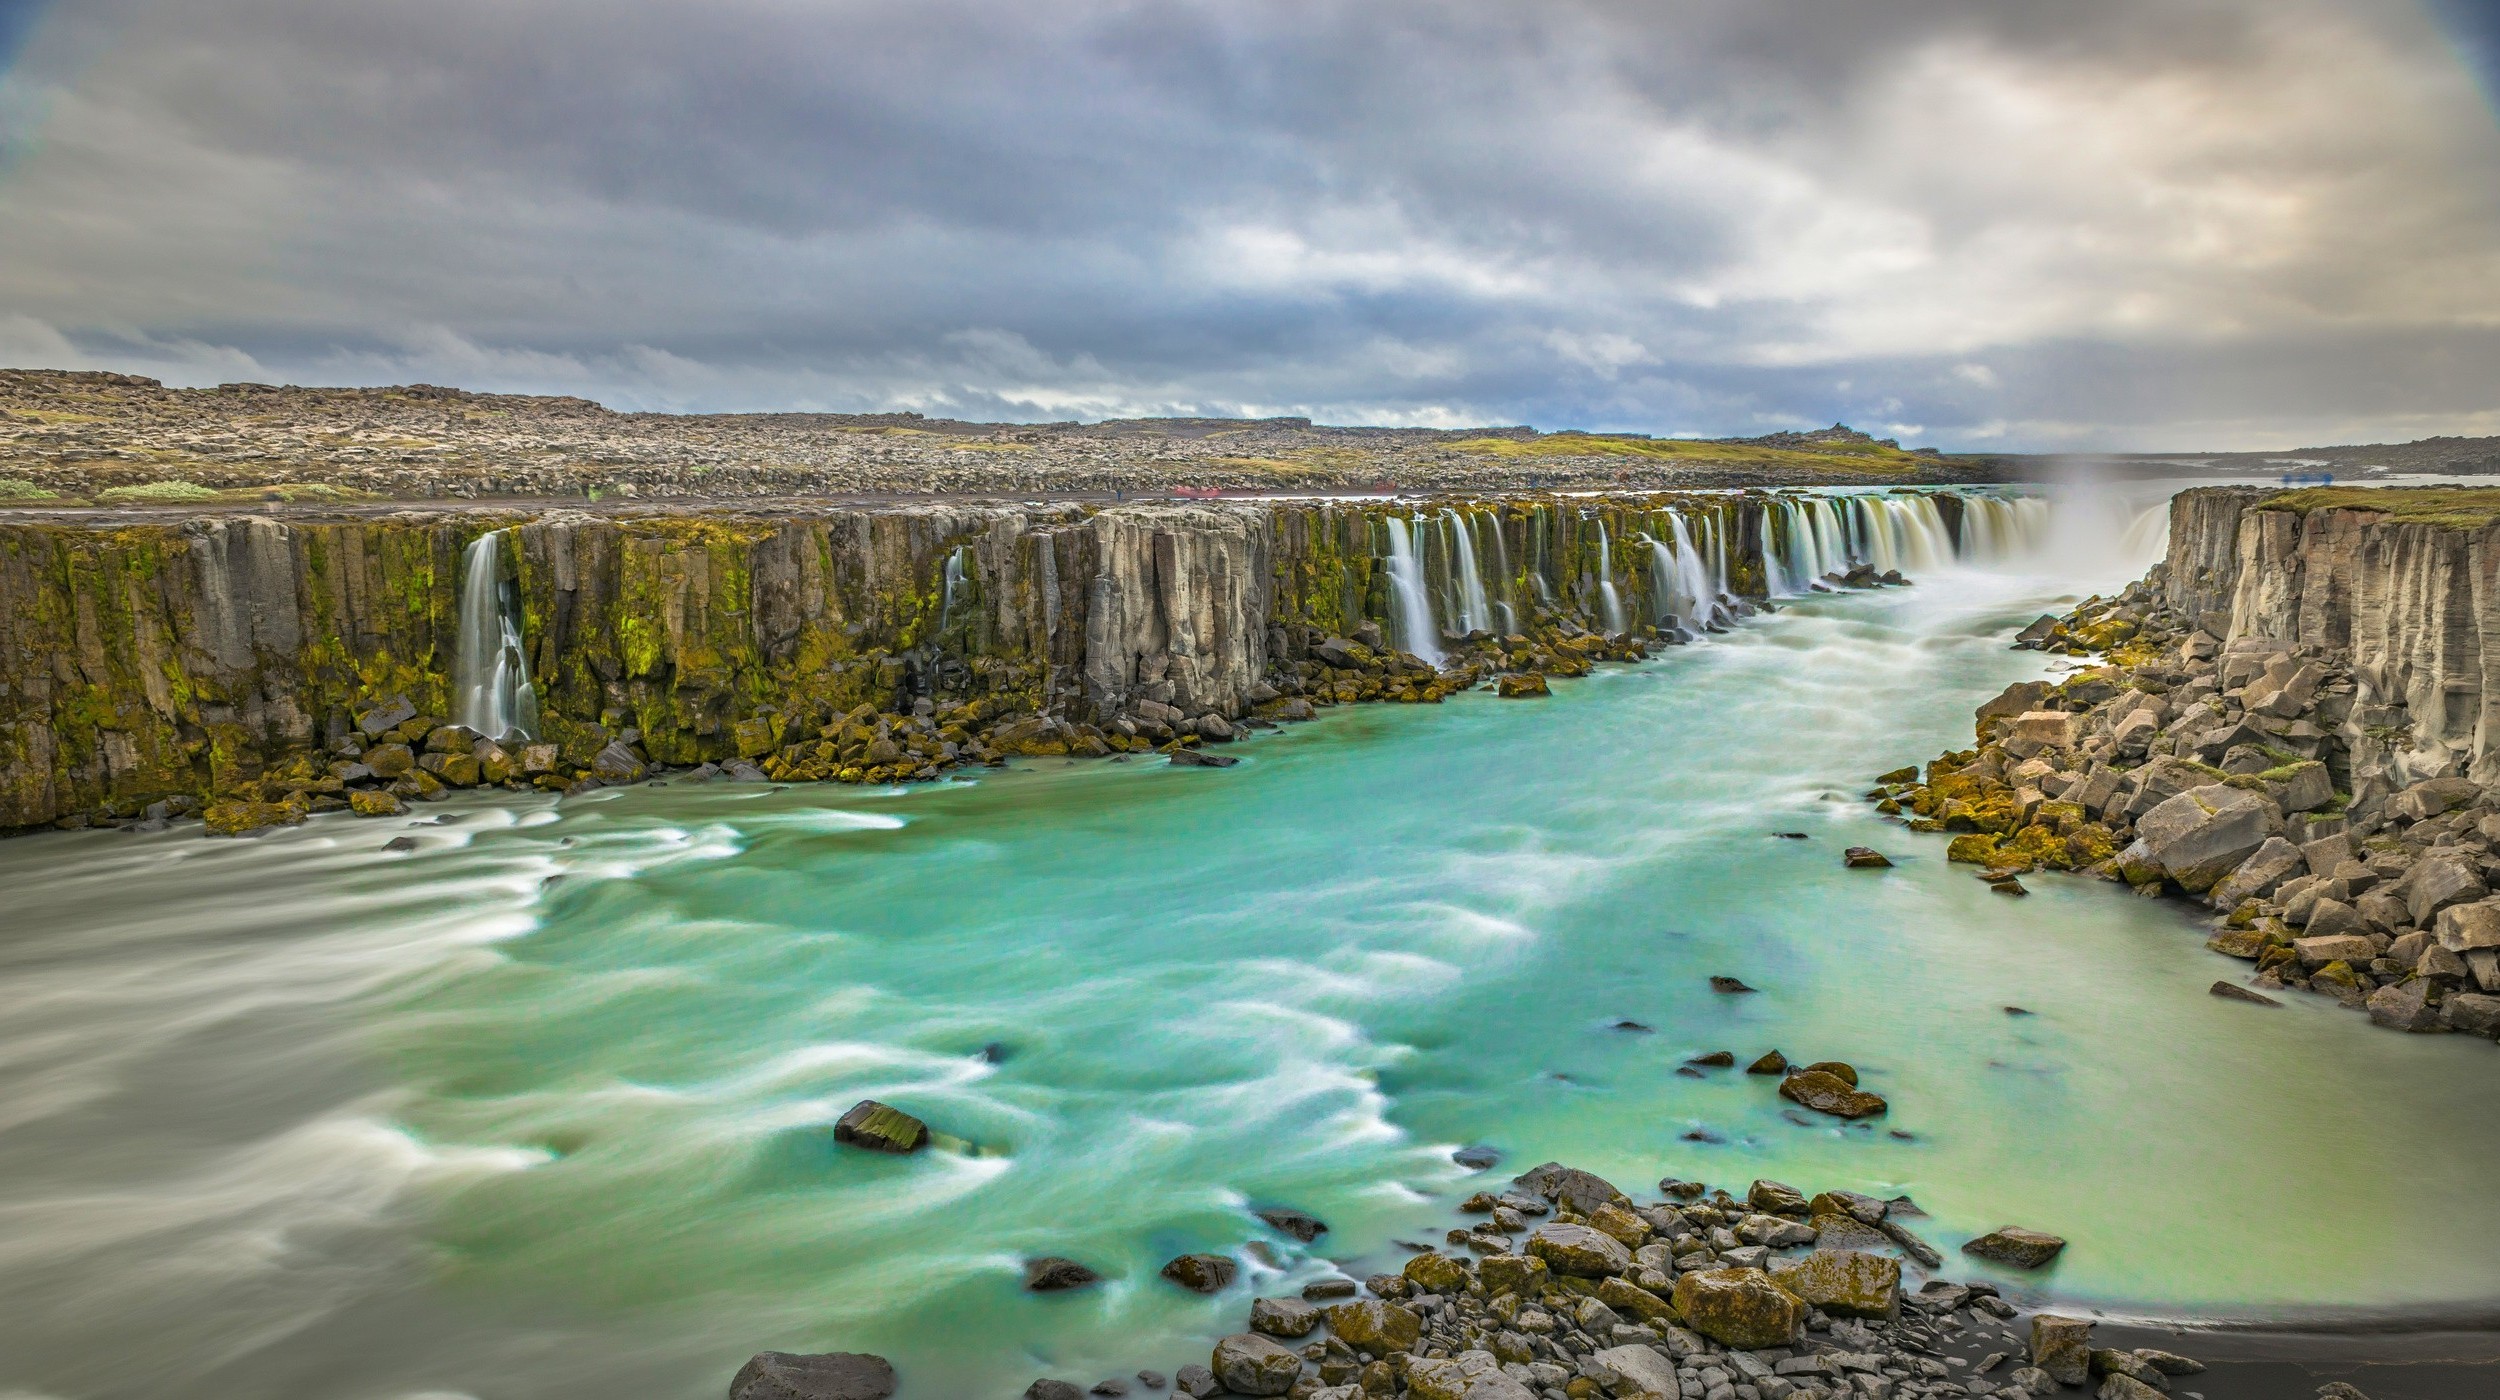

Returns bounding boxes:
[977,1042,1011,1063]
[1168,747,1239,768]
[1325,1298,1424,1352]
[1609,1018,1653,1032]
[1708,975,1757,994]
[1513,1162,1629,1213]
[1134,1370,1166,1389]
[1881,1217,1945,1266]
[1523,1223,1632,1276]
[1797,1060,1859,1085]
[1299,1278,1358,1301]
[1451,1145,1501,1171]
[1842,846,1893,868]
[1022,1383,1081,1400]
[1963,1226,2067,1269]
[1747,1179,1810,1214]
[728,1351,896,1400]
[1773,831,1809,840]
[1088,1381,1128,1397]
[1494,672,1550,698]
[1682,1128,1724,1143]
[2210,980,2282,1006]
[1253,1206,1327,1242]
[1745,1049,1788,1074]
[1170,1364,1216,1398]
[1023,1257,1104,1291]
[382,835,419,853]
[1675,1066,1706,1078]
[1686,1050,1736,1067]
[2004,1005,2033,1016]
[1158,1253,1238,1293]
[1770,1248,1902,1319]
[832,1100,928,1154]
[1988,875,2029,896]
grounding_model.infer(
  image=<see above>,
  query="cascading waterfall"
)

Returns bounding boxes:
[1486,514,1520,635]
[937,545,973,631]
[1382,517,1443,666]
[1444,509,1495,636]
[1592,518,1628,635]
[452,530,540,743]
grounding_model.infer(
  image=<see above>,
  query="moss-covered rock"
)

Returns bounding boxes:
[1669,1268,1803,1349]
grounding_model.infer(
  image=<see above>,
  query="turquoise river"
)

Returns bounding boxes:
[2,492,2496,1400]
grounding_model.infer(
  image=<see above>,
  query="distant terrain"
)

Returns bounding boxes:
[0,369,1981,505]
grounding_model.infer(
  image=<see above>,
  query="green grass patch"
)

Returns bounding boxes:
[1451,434,1941,474]
[97,480,218,504]
[2262,487,2500,528]
[0,478,60,500]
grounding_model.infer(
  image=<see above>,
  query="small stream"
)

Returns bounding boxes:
[2,500,2496,1400]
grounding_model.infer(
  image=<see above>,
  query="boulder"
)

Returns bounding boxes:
[2436,901,2500,953]
[2391,775,2481,822]
[1475,1253,1549,1297]
[1525,1223,1632,1276]
[1254,1207,1328,1242]
[1401,1251,1470,1292]
[1023,1257,1103,1291]
[1324,1299,1421,1353]
[1841,847,1893,869]
[349,789,407,817]
[2006,711,2083,749]
[729,1351,897,1400]
[1588,1344,1681,1398]
[2209,981,2281,1007]
[2295,933,2377,969]
[1669,1269,1804,1350]
[2366,979,2447,1033]
[1513,1163,1630,1214]
[1596,1275,1678,1324]
[1248,1296,1318,1338]
[1171,1365,1216,1399]
[1808,1214,1893,1252]
[2263,761,2336,814]
[1745,1050,1789,1075]
[2031,1315,2094,1387]
[1495,673,1550,699]
[1022,1383,1081,1400]
[591,740,650,783]
[1963,1227,2066,1269]
[2302,899,2369,939]
[1768,1249,1901,1319]
[832,1100,927,1154]
[1402,1350,1536,1400]
[202,800,304,837]
[1160,1254,1238,1294]
[2406,854,2487,928]
[1169,747,1240,768]
[1735,1213,1816,1248]
[2441,992,2500,1036]
[1209,1334,1302,1397]
[1777,1070,1887,1119]
[2136,785,2277,893]
[2207,837,2304,909]
[1747,1179,1810,1215]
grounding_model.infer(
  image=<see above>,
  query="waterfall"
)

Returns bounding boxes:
[452,530,539,743]
[1383,517,1443,666]
[938,545,973,631]
[1445,509,1494,636]
[1487,513,1519,635]
[1666,512,1715,630]
[1593,517,1627,635]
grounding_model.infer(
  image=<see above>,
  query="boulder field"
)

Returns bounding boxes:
[1867,487,2500,1041]
[743,1160,2195,1400]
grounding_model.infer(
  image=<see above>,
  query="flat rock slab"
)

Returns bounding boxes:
[1963,1227,2067,1269]
[730,1352,897,1400]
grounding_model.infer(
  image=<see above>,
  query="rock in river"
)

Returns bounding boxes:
[1024,1257,1104,1291]
[729,1351,897,1400]
[1778,1070,1887,1119]
[1168,747,1240,768]
[1160,1253,1237,1293]
[1254,1206,1327,1242]
[1495,672,1550,698]
[1963,1227,2067,1269]
[2210,981,2281,1007]
[1708,975,1757,994]
[1842,847,1893,868]
[1209,1334,1302,1397]
[1745,1049,1788,1074]
[1769,1249,1901,1319]
[1324,1299,1423,1352]
[2030,1315,2093,1386]
[1248,1296,1317,1337]
[832,1100,927,1153]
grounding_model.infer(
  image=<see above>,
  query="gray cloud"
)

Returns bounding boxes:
[0,0,2495,447]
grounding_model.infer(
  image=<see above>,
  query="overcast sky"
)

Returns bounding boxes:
[1,0,2496,449]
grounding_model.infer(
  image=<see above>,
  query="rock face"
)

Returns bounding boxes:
[0,489,2017,830]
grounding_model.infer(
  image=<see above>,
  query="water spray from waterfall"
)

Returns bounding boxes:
[1593,518,1627,635]
[453,530,540,743]
[938,545,974,632]
[1445,509,1494,636]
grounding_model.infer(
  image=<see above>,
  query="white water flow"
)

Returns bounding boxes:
[938,546,972,632]
[452,531,539,743]
[1593,518,1628,635]
[1761,493,2051,598]
[1382,517,1443,666]
[1665,512,1717,632]
[1486,519,1519,635]
[1444,510,1495,637]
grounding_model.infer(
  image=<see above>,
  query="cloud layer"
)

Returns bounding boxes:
[1,0,2496,448]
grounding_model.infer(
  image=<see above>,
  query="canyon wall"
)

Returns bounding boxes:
[2158,487,2500,797]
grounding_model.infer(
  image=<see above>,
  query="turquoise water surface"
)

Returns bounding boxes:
[3,543,2497,1400]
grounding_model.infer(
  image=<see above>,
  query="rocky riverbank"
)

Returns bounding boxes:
[735,1157,2211,1400]
[1863,486,2500,1041]
[0,488,2006,833]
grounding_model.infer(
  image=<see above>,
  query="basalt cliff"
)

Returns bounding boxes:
[0,490,2019,833]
